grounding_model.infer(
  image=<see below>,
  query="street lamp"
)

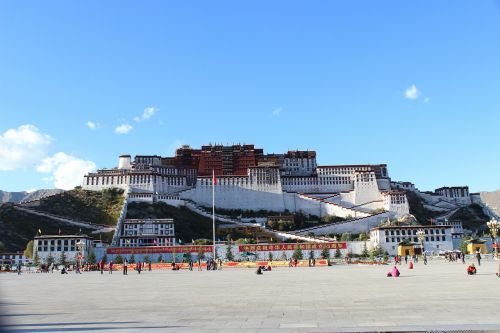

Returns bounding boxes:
[416,229,425,257]
[487,218,499,258]
[76,239,85,269]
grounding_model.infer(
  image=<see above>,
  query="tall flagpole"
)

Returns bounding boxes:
[212,169,216,260]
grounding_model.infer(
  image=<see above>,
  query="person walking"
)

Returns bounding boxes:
[197,258,202,271]
[148,261,152,272]
[136,261,142,274]
[109,261,113,274]
[17,263,22,275]
[123,258,128,275]
[476,251,481,266]
[423,252,427,265]
[99,259,104,275]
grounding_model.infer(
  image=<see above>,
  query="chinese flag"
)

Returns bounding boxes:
[213,173,217,185]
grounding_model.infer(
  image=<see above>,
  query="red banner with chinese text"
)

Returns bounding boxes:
[238,242,346,252]
[106,245,213,255]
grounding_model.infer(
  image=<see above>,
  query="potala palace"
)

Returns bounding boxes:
[81,144,479,239]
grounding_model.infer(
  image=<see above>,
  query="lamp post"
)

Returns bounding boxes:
[76,239,85,269]
[416,229,425,257]
[487,218,499,258]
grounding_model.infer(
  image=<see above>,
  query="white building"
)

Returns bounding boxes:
[33,235,93,264]
[120,219,175,247]
[82,152,409,221]
[0,253,29,266]
[434,186,471,205]
[370,224,454,255]
[382,191,410,217]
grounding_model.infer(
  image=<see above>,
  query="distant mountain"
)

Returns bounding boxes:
[479,190,500,218]
[0,189,64,204]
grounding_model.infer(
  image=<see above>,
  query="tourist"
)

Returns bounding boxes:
[312,258,316,267]
[256,266,263,275]
[17,263,22,275]
[148,261,152,271]
[99,259,104,275]
[288,258,293,268]
[461,252,465,264]
[476,251,481,266]
[61,266,68,274]
[109,261,113,274]
[136,261,142,274]
[423,253,428,265]
[123,258,128,275]
[404,255,408,264]
[197,258,202,271]
[496,264,500,277]
[409,261,414,269]
[75,262,81,274]
[387,266,400,277]
[188,259,193,271]
[467,263,477,275]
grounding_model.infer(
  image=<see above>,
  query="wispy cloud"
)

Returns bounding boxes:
[115,124,133,134]
[272,107,283,116]
[86,121,100,130]
[404,84,420,100]
[134,107,157,122]
[423,97,430,103]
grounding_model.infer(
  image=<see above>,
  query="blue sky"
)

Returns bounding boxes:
[1,1,499,192]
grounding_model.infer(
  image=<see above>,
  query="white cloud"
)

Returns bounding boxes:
[36,152,96,190]
[272,107,283,116]
[86,121,100,130]
[134,107,157,122]
[25,189,38,193]
[0,124,52,171]
[404,84,420,99]
[423,97,430,103]
[115,124,133,134]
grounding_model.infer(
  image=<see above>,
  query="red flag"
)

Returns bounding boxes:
[213,173,217,185]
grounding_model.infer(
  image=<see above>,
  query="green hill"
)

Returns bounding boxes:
[0,203,98,252]
[36,187,125,225]
[126,202,217,243]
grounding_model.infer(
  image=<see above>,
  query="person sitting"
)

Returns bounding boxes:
[266,265,272,271]
[61,266,68,274]
[467,263,477,275]
[256,266,263,275]
[387,266,400,277]
[496,264,500,277]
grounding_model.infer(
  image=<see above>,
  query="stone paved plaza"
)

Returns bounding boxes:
[1,260,500,333]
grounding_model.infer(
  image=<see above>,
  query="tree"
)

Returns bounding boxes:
[33,250,40,266]
[383,251,389,262]
[361,243,369,258]
[369,248,376,262]
[225,235,234,261]
[280,251,287,261]
[308,250,314,260]
[292,245,303,260]
[334,248,341,259]
[196,247,205,262]
[459,236,471,254]
[268,252,273,262]
[358,233,369,241]
[182,251,191,263]
[340,233,352,242]
[87,251,96,264]
[24,240,34,259]
[321,248,330,259]
[47,252,55,266]
[157,254,163,263]
[128,254,135,264]
[58,251,68,266]
[114,255,123,264]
